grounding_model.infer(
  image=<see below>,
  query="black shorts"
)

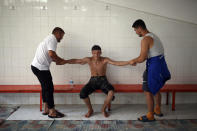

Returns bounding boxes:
[80,76,114,99]
[142,69,150,92]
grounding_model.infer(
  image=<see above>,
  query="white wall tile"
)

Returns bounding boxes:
[0,0,197,104]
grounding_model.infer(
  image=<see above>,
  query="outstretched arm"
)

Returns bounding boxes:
[105,57,130,66]
[48,50,67,65]
[67,57,90,65]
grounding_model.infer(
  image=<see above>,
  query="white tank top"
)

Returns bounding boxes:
[145,32,164,58]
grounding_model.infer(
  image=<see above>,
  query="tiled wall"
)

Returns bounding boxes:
[0,0,197,104]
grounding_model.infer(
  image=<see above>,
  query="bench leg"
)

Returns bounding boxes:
[40,92,42,112]
[172,91,175,111]
[166,92,169,105]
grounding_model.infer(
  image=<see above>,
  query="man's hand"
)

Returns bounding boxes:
[129,60,137,66]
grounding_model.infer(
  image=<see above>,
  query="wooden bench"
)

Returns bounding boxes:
[0,84,196,111]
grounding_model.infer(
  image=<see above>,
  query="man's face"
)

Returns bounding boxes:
[55,32,64,42]
[92,50,101,58]
[134,27,143,37]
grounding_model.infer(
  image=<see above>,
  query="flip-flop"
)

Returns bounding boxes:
[55,110,65,117]
[138,115,155,122]
[154,112,164,117]
[48,110,65,118]
[48,113,64,118]
[42,112,49,115]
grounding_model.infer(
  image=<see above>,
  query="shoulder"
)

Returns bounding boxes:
[102,57,107,60]
[45,34,53,40]
[47,34,57,44]
[142,36,153,42]
[83,57,91,61]
[102,57,110,62]
[141,36,153,46]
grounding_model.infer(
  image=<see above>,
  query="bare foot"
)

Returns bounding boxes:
[102,110,110,117]
[85,110,94,118]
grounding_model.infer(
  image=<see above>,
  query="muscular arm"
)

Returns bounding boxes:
[67,57,90,65]
[130,36,151,65]
[105,57,130,66]
[48,50,66,65]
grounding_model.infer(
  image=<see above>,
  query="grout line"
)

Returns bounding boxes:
[48,119,55,131]
[5,105,20,120]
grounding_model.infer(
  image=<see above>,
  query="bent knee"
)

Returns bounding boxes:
[108,90,114,96]
[80,91,88,99]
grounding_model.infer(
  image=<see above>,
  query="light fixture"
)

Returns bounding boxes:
[9,5,16,10]
[105,5,110,10]
[40,5,48,10]
[40,0,48,3]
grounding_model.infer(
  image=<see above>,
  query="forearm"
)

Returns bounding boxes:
[132,56,146,63]
[51,55,64,63]
[112,61,130,66]
[67,59,81,64]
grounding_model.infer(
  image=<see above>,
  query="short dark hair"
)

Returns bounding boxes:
[92,45,101,51]
[52,27,65,34]
[132,19,147,30]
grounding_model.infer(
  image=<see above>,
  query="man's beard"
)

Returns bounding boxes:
[138,34,142,37]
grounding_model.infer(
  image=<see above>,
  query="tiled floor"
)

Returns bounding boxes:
[7,104,197,120]
[0,105,19,120]
[1,119,197,131]
[1,104,197,131]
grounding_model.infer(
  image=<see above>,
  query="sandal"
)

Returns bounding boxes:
[48,113,64,118]
[154,112,164,117]
[138,115,155,122]
[55,110,65,117]
[42,112,49,115]
[48,110,65,118]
